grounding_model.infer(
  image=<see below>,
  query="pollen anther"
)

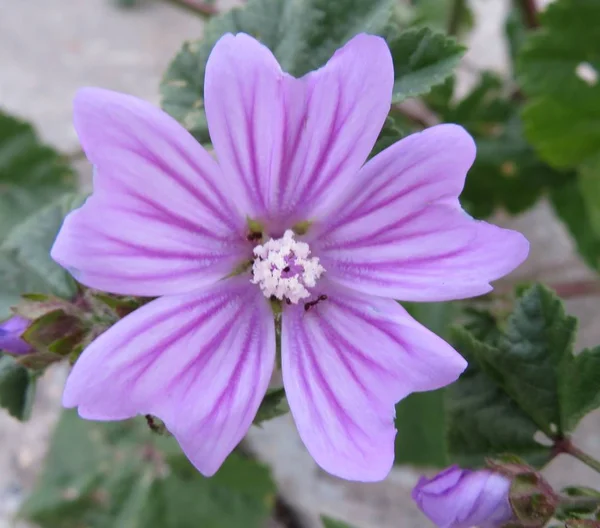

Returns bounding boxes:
[251,230,325,304]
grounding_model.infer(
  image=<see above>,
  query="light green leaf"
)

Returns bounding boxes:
[518,0,600,168]
[0,111,76,241]
[21,411,276,528]
[161,0,462,142]
[0,354,36,421]
[321,515,357,528]
[551,176,600,272]
[0,193,84,317]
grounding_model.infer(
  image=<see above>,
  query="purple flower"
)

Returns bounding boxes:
[0,316,32,355]
[412,466,514,528]
[51,33,528,481]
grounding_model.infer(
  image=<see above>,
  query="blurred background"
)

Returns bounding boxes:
[1,0,599,527]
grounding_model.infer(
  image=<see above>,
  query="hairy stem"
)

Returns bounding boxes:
[447,0,466,36]
[558,494,600,511]
[515,0,539,29]
[557,438,600,475]
[164,0,218,17]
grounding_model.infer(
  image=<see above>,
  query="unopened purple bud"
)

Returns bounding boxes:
[412,465,513,528]
[0,316,32,355]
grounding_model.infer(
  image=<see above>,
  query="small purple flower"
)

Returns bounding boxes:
[413,465,514,528]
[51,33,528,481]
[0,316,32,355]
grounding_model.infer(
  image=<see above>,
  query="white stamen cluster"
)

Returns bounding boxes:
[251,230,325,304]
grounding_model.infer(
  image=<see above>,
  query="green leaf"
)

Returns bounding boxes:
[551,177,600,271]
[161,0,462,141]
[21,411,276,528]
[370,113,414,159]
[408,0,473,35]
[518,0,600,168]
[394,390,448,467]
[446,327,552,468]
[394,302,456,467]
[0,111,76,241]
[0,193,84,317]
[0,354,36,420]
[386,27,465,103]
[321,515,357,528]
[561,345,600,431]
[447,284,600,467]
[253,387,289,426]
[428,73,571,218]
[505,7,527,65]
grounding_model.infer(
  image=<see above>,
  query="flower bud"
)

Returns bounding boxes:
[0,316,32,355]
[412,465,513,528]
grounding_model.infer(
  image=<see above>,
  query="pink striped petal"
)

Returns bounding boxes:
[52,88,249,296]
[204,33,393,227]
[281,283,466,481]
[313,125,529,301]
[63,278,275,476]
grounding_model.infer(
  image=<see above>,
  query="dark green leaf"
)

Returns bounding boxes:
[505,7,527,65]
[428,73,572,218]
[0,111,76,241]
[518,0,600,168]
[0,354,36,420]
[370,113,414,159]
[161,0,462,141]
[0,193,84,317]
[446,327,552,468]
[21,410,276,528]
[394,302,456,467]
[561,345,600,431]
[161,0,394,143]
[447,284,600,467]
[386,27,465,103]
[253,387,289,426]
[394,390,448,467]
[482,284,577,436]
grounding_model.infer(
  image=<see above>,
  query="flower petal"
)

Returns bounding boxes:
[281,283,466,481]
[313,125,529,301]
[204,33,393,226]
[52,88,248,296]
[63,278,275,476]
[0,316,32,355]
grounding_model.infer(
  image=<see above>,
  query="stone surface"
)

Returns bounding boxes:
[1,0,599,527]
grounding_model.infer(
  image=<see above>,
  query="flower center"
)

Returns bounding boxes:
[251,230,325,304]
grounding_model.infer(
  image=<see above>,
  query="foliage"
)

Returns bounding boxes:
[20,411,276,528]
[518,0,600,169]
[161,0,463,143]
[447,285,600,467]
[0,354,36,420]
[394,302,456,468]
[0,111,76,242]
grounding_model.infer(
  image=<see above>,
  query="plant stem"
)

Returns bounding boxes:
[447,0,466,36]
[516,0,539,29]
[164,0,218,17]
[560,439,600,475]
[558,494,600,511]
